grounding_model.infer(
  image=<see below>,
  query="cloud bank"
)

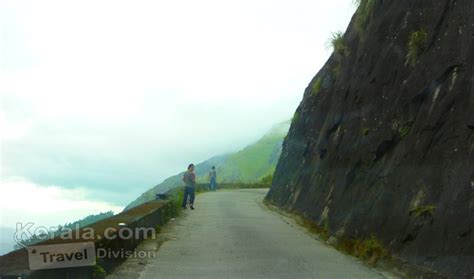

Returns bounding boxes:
[0,0,356,222]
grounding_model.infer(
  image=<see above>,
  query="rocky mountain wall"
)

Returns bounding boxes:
[266,1,473,277]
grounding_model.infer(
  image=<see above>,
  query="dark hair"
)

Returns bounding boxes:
[188,164,195,170]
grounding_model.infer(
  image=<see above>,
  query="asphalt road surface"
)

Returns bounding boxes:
[133,189,386,279]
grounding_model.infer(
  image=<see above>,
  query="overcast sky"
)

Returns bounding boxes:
[0,0,356,253]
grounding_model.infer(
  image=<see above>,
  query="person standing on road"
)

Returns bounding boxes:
[182,164,196,210]
[209,166,217,191]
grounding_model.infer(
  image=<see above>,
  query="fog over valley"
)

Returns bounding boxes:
[0,0,356,256]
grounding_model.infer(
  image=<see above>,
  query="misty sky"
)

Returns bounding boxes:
[0,0,356,251]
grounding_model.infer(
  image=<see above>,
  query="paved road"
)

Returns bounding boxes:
[137,189,385,279]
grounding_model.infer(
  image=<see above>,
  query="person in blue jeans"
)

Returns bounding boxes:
[209,166,217,191]
[182,164,196,210]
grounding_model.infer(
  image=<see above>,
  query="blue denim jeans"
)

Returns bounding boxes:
[182,186,195,207]
[210,177,217,191]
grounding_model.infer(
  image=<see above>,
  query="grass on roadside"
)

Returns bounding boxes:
[263,199,389,267]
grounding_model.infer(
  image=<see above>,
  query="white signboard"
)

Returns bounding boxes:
[28,242,96,270]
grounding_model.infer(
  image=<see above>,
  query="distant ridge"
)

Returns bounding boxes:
[125,121,290,210]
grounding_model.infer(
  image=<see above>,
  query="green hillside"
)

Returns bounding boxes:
[213,123,288,183]
[125,121,289,210]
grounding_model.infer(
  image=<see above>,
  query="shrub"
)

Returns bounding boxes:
[292,112,300,123]
[361,127,370,136]
[411,205,436,218]
[92,264,106,279]
[398,125,411,139]
[332,63,342,77]
[260,173,273,187]
[155,224,162,234]
[311,78,322,95]
[166,187,185,216]
[353,235,387,265]
[329,31,349,57]
[406,29,428,66]
[354,0,375,34]
[300,219,329,241]
[328,32,349,77]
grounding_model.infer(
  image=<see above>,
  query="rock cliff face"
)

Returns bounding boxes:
[266,0,473,277]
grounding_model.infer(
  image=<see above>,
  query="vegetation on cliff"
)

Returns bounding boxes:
[267,0,473,277]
